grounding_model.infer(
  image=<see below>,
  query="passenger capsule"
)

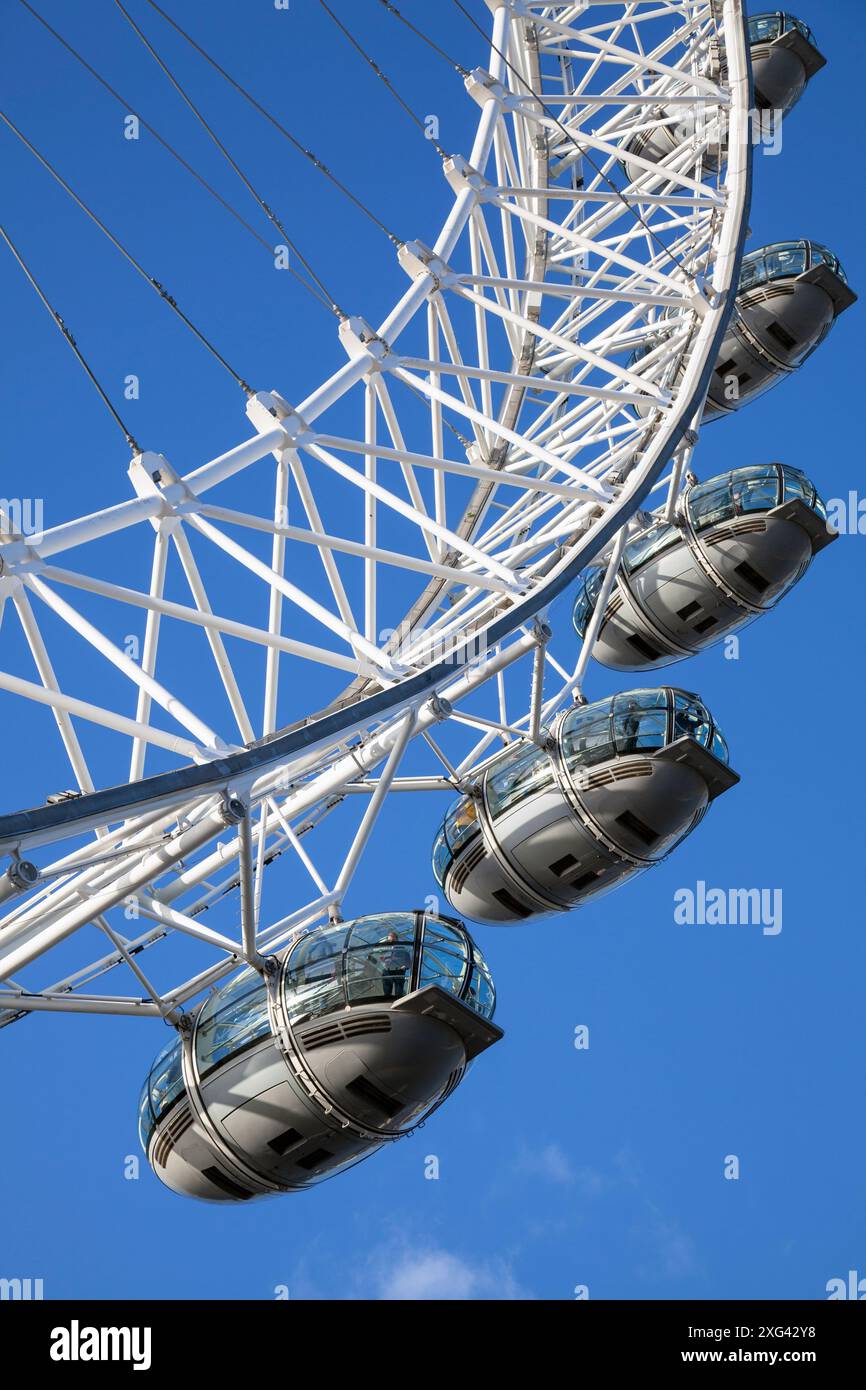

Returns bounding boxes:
[705,241,856,417]
[139,912,500,1202]
[621,12,824,190]
[432,689,738,925]
[572,464,836,670]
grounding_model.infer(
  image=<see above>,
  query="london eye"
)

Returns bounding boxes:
[0,2,855,1213]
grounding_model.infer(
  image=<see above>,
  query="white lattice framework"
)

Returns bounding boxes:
[0,0,752,1026]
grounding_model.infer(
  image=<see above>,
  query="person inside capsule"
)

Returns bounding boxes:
[572,463,835,670]
[432,688,737,926]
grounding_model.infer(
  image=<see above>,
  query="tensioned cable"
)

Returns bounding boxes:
[0,110,255,394]
[16,0,335,316]
[143,0,404,249]
[0,222,142,453]
[377,0,470,79]
[112,0,347,320]
[316,0,451,161]
[448,0,704,290]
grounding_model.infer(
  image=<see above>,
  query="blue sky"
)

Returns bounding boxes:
[0,0,864,1300]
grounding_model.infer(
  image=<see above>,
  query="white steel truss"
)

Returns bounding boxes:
[0,0,751,1025]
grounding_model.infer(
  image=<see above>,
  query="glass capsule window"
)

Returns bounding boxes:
[747,14,816,46]
[688,464,826,532]
[731,467,780,514]
[432,824,452,889]
[622,520,680,576]
[465,949,496,1018]
[611,690,669,754]
[559,688,730,775]
[674,692,712,748]
[418,918,470,1000]
[194,968,271,1080]
[738,241,848,295]
[485,741,553,820]
[138,1034,185,1151]
[810,243,848,285]
[282,914,496,1026]
[433,795,482,889]
[345,914,416,1006]
[711,729,730,765]
[561,689,669,775]
[573,565,605,638]
[747,13,784,44]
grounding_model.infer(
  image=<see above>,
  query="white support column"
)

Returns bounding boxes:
[332,707,417,905]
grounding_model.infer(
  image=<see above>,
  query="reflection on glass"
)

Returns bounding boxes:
[689,478,735,531]
[623,521,679,575]
[346,915,415,1004]
[434,797,481,889]
[561,704,616,770]
[811,243,847,284]
[195,969,271,1079]
[466,950,496,1019]
[486,742,552,819]
[711,730,730,765]
[418,919,469,1000]
[573,565,605,637]
[747,13,784,44]
[283,914,496,1026]
[612,690,668,753]
[749,12,815,44]
[562,689,669,773]
[559,689,730,772]
[446,797,480,854]
[138,1035,184,1149]
[738,242,847,297]
[688,465,826,534]
[674,692,712,749]
[432,824,452,889]
[765,244,808,281]
[731,468,779,514]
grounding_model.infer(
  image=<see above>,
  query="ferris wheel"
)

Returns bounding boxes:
[0,2,852,1200]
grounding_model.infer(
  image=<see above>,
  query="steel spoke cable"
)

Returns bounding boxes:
[0,109,254,394]
[112,0,346,320]
[317,0,451,161]
[17,1,271,255]
[376,0,470,79]
[0,222,142,454]
[448,0,704,291]
[143,0,404,249]
[17,1,337,314]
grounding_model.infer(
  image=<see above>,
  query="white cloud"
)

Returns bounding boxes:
[373,1248,528,1301]
[514,1142,608,1193]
